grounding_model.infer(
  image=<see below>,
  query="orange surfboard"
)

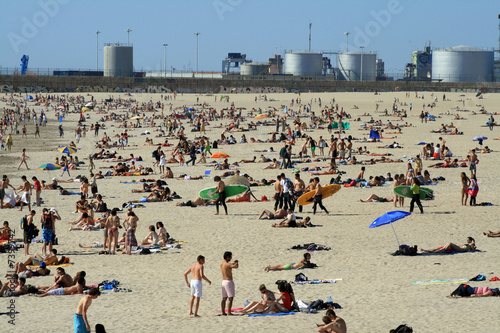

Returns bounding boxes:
[297,184,341,206]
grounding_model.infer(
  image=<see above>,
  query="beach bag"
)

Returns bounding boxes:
[309,299,324,310]
[140,248,151,255]
[295,273,308,282]
[390,324,413,333]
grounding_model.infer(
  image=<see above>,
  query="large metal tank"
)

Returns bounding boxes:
[337,51,376,81]
[103,43,133,77]
[284,51,323,76]
[240,62,269,75]
[432,46,494,82]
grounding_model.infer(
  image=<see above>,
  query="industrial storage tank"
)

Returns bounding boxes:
[103,43,133,77]
[432,46,494,82]
[240,62,269,75]
[337,51,376,81]
[284,51,323,76]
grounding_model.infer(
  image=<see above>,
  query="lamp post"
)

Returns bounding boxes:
[360,46,364,81]
[194,32,200,73]
[344,32,350,53]
[96,31,100,72]
[163,43,168,78]
[125,28,132,45]
[171,66,175,78]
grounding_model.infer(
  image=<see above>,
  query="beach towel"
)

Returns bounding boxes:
[412,278,468,285]
[248,312,295,317]
[27,263,73,268]
[292,278,342,285]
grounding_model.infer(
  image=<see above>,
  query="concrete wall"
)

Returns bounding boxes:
[2,75,500,94]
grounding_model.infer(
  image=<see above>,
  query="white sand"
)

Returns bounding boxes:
[1,91,499,332]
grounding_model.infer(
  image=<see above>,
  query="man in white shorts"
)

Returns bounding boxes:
[220,251,239,316]
[184,255,211,317]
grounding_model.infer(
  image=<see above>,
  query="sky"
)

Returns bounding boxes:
[1,0,499,75]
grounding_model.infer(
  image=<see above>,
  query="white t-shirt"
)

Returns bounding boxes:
[280,178,292,194]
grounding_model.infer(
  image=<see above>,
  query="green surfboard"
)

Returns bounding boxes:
[199,185,249,200]
[394,185,434,200]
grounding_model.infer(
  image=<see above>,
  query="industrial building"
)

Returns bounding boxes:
[284,51,323,76]
[431,46,494,82]
[103,43,133,77]
[337,51,376,81]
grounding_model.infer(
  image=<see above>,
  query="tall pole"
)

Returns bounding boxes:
[360,46,364,81]
[96,31,100,71]
[125,28,132,45]
[163,43,168,78]
[194,32,200,73]
[308,22,312,52]
[344,32,350,52]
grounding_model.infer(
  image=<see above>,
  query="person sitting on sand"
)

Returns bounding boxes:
[261,282,292,314]
[238,284,276,314]
[69,212,95,231]
[258,208,287,220]
[264,253,313,272]
[37,276,85,297]
[37,267,73,292]
[420,237,476,253]
[156,221,171,246]
[140,225,160,247]
[74,195,90,214]
[160,167,174,179]
[449,284,500,297]
[360,194,395,203]
[264,158,280,169]
[317,309,347,333]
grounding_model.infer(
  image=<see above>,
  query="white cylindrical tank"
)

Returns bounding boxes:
[432,46,494,82]
[337,51,376,81]
[104,44,133,77]
[240,62,269,75]
[284,52,323,76]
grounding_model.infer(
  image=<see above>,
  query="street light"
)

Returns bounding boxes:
[96,31,100,71]
[171,66,175,78]
[125,28,132,45]
[360,46,364,81]
[194,32,200,73]
[163,43,168,77]
[344,32,350,52]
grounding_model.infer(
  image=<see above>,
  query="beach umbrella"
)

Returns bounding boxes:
[57,146,78,155]
[224,175,251,187]
[81,107,91,112]
[85,102,93,107]
[186,108,195,111]
[369,211,411,246]
[130,116,143,120]
[211,152,229,158]
[37,163,61,171]
[473,136,487,145]
[26,95,33,100]
[254,114,269,120]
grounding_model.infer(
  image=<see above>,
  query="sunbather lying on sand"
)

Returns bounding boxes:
[420,237,476,253]
[264,253,313,272]
[449,284,500,297]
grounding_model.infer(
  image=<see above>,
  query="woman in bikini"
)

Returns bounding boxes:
[264,253,312,272]
[460,172,470,206]
[420,237,476,253]
[140,225,160,247]
[405,163,415,185]
[156,222,170,246]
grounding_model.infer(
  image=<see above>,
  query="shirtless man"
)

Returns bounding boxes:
[184,255,211,317]
[0,175,16,208]
[106,209,120,255]
[16,175,32,211]
[220,251,239,316]
[37,267,73,292]
[258,208,286,220]
[337,139,346,161]
[37,276,85,297]
[317,309,347,333]
[294,173,306,213]
[274,175,283,211]
[469,149,478,177]
[74,287,100,333]
[17,148,30,170]
[312,177,329,215]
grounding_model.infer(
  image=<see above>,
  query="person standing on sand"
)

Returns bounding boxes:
[32,176,42,206]
[184,255,211,317]
[409,178,424,214]
[16,175,32,211]
[220,251,238,316]
[469,149,477,177]
[0,175,16,209]
[106,209,120,255]
[74,287,100,333]
[124,211,138,255]
[460,172,470,206]
[17,148,29,170]
[214,176,227,215]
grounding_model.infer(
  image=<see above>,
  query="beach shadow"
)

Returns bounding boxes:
[428,211,456,215]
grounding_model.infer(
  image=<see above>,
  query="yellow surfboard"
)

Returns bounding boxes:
[297,184,341,206]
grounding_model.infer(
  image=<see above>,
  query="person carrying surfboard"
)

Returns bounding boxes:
[214,176,228,215]
[312,177,329,216]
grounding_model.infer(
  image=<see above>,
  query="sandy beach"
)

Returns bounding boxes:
[1,90,499,332]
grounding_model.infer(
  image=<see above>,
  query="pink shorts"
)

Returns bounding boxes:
[221,280,235,298]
